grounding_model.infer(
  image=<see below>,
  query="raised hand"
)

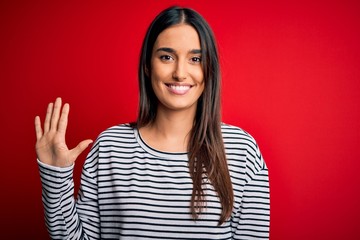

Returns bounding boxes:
[35,97,93,167]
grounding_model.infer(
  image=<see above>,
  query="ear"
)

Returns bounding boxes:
[144,66,150,77]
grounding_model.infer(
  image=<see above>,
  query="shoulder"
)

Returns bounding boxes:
[221,123,266,179]
[89,123,137,148]
[83,123,136,176]
[221,123,258,149]
[97,123,135,140]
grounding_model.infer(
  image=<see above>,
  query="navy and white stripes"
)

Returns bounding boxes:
[39,123,270,239]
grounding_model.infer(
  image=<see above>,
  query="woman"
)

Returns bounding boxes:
[35,6,270,239]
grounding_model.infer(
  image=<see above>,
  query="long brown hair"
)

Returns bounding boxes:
[136,6,233,225]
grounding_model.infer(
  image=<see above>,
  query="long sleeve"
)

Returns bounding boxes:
[39,123,270,239]
[231,140,270,239]
[234,166,270,239]
[38,142,100,239]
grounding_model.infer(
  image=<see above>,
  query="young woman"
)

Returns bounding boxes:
[35,6,270,239]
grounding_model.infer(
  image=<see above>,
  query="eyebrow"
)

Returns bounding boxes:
[156,47,201,54]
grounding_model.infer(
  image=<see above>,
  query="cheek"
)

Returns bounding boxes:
[150,77,160,96]
[199,82,205,95]
[150,70,165,99]
[196,69,205,95]
[151,63,171,83]
[194,68,204,86]
[150,65,162,88]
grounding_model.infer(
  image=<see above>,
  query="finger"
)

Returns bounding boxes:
[34,116,43,140]
[50,97,62,131]
[57,103,69,135]
[44,102,53,133]
[70,139,93,161]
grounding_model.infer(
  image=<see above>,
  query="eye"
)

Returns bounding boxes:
[159,55,174,61]
[191,56,202,63]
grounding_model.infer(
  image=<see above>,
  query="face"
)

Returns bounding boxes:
[150,24,204,114]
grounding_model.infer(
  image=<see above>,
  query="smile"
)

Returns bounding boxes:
[165,84,192,95]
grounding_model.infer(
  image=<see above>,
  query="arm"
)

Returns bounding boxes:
[35,98,98,239]
[38,144,100,239]
[39,162,82,239]
[233,167,270,239]
[34,97,93,168]
[231,138,270,239]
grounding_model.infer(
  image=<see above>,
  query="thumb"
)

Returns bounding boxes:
[70,139,93,161]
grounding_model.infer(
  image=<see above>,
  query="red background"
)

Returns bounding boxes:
[1,0,359,239]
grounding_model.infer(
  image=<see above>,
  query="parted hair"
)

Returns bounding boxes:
[136,6,234,225]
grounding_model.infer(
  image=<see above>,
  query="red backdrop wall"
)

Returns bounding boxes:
[1,0,359,239]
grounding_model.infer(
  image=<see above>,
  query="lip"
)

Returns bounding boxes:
[165,83,193,95]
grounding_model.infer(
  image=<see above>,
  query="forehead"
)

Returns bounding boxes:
[154,24,201,50]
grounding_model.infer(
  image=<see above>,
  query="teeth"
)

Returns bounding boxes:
[169,85,190,90]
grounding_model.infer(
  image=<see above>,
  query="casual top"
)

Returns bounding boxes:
[38,123,270,240]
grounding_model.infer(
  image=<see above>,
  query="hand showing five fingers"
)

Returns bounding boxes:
[35,98,93,167]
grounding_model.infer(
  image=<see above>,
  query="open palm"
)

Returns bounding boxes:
[35,98,92,167]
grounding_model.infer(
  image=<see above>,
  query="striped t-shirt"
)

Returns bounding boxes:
[39,123,270,239]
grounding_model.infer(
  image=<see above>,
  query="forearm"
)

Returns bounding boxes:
[232,167,270,239]
[39,160,91,240]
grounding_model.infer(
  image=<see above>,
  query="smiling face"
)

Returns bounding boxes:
[150,24,204,114]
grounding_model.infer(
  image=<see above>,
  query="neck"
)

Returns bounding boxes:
[155,109,194,137]
[139,105,196,152]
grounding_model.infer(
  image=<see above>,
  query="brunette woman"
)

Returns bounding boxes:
[35,6,270,239]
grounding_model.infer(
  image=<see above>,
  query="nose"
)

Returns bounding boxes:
[172,60,187,81]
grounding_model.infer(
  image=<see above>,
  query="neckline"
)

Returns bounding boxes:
[133,128,188,160]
